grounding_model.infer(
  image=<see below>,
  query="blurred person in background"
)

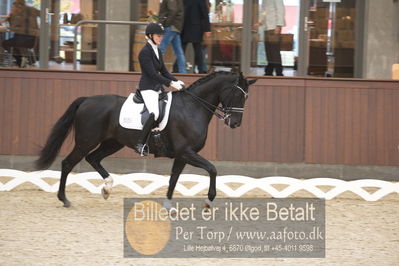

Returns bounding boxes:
[1,0,40,67]
[158,0,187,73]
[258,0,285,76]
[180,0,211,74]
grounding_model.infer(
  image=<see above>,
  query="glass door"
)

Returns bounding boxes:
[39,0,61,68]
[205,0,244,72]
[39,0,98,70]
[298,0,357,77]
[250,0,299,76]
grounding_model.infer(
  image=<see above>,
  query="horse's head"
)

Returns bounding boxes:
[220,72,257,128]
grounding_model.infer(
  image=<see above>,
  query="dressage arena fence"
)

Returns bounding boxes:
[1,169,398,201]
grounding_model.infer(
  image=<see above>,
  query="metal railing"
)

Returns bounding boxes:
[73,20,149,70]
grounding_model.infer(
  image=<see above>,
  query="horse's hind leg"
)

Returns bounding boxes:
[58,146,88,207]
[85,139,124,199]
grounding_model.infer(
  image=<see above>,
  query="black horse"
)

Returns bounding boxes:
[35,71,257,207]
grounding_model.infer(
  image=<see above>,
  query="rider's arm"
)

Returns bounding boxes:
[139,48,175,86]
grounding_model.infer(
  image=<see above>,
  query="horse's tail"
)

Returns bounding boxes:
[35,97,88,170]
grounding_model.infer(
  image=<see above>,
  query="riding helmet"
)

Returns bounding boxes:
[145,23,165,36]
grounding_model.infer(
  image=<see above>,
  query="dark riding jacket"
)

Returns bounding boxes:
[138,42,177,91]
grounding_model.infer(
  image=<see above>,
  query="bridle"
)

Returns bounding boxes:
[183,80,248,121]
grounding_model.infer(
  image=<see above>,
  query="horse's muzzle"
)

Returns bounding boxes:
[226,117,241,128]
[230,121,241,128]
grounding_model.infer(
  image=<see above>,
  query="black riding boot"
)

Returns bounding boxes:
[134,114,155,156]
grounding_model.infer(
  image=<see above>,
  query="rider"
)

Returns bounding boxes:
[134,22,185,156]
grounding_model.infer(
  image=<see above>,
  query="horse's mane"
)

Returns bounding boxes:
[186,71,238,91]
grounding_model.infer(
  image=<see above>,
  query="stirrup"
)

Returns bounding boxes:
[135,143,149,156]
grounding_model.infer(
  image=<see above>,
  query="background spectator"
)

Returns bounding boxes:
[180,0,211,74]
[158,0,187,73]
[1,0,40,67]
[260,0,286,76]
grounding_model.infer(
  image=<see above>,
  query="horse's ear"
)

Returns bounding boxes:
[239,71,244,79]
[248,79,258,85]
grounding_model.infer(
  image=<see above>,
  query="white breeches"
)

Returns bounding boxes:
[140,90,160,121]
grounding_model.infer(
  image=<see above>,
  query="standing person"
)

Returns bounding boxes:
[181,0,211,74]
[134,23,185,156]
[201,0,211,73]
[260,0,285,76]
[1,0,40,67]
[158,0,187,73]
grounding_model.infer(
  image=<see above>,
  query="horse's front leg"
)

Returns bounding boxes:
[181,150,217,208]
[163,158,186,210]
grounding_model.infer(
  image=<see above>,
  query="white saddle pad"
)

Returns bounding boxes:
[119,92,173,131]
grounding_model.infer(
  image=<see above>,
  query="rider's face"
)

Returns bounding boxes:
[152,34,163,45]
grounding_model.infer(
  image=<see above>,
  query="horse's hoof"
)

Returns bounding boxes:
[63,200,71,208]
[102,177,113,200]
[202,205,211,215]
[169,208,178,218]
[163,199,172,210]
[58,194,71,208]
[101,186,110,200]
[203,198,212,209]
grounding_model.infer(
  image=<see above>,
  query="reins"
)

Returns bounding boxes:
[182,89,229,120]
[182,79,248,121]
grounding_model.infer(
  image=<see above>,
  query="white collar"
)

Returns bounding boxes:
[147,40,159,60]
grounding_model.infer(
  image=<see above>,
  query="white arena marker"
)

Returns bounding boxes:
[0,169,398,201]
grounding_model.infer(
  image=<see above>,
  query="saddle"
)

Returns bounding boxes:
[133,90,168,126]
[119,91,173,132]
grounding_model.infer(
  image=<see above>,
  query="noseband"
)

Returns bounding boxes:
[183,80,247,121]
[222,84,248,115]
